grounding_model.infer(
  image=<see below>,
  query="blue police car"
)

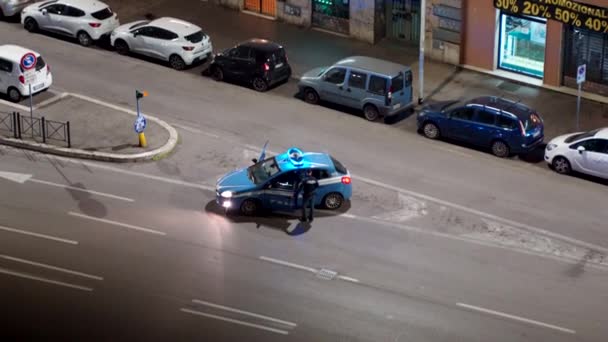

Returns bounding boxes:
[215,143,352,216]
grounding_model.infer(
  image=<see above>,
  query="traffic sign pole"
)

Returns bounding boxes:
[576,83,581,131]
[575,64,586,131]
[135,90,148,148]
[21,52,37,138]
[29,84,34,138]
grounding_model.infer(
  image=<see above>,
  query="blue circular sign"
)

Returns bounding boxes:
[21,52,37,70]
[134,115,146,133]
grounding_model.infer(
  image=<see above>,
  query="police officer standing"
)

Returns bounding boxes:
[295,170,319,222]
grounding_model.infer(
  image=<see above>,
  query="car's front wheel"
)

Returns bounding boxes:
[323,192,344,210]
[114,39,129,55]
[77,31,92,46]
[211,65,224,81]
[422,122,440,139]
[24,18,38,32]
[240,199,259,216]
[552,156,571,175]
[303,88,319,104]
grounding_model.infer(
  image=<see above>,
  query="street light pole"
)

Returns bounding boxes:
[418,0,426,104]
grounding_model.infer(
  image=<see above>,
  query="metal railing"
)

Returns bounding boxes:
[0,112,71,148]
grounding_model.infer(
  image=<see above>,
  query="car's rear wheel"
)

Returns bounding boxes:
[7,87,21,103]
[77,31,92,46]
[552,156,571,175]
[303,88,319,104]
[211,65,224,81]
[491,140,510,158]
[323,192,344,210]
[252,77,268,92]
[24,18,38,32]
[114,39,129,55]
[240,199,259,216]
[363,104,380,121]
[422,122,440,139]
[169,55,186,70]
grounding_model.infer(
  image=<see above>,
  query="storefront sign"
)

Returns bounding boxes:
[494,0,608,33]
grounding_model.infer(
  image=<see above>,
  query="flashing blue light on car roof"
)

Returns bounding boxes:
[287,147,304,166]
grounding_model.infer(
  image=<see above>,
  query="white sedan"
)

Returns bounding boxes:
[544,127,608,179]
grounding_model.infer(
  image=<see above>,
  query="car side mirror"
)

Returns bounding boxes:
[132,31,139,37]
[265,183,272,189]
[251,158,258,164]
[577,145,586,154]
[41,9,48,15]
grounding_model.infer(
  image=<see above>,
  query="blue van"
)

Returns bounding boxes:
[416,96,544,157]
[215,144,352,216]
[298,56,414,122]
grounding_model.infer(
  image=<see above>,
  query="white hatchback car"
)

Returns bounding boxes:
[545,127,608,179]
[0,44,52,102]
[110,17,213,70]
[21,0,119,46]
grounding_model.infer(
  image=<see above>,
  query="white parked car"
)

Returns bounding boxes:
[20,0,119,46]
[0,44,52,102]
[545,127,608,179]
[110,17,213,70]
[1,0,34,18]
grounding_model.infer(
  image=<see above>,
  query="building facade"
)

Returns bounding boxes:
[217,0,608,96]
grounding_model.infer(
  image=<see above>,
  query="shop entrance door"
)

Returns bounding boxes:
[386,0,420,43]
[244,0,276,17]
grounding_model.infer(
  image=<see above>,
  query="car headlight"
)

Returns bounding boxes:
[221,191,233,198]
[546,143,558,151]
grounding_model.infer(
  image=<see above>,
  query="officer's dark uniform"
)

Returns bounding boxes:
[296,171,319,222]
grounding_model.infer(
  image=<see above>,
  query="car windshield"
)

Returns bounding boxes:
[247,158,281,184]
[91,8,113,20]
[564,128,601,143]
[185,30,205,43]
[129,21,149,30]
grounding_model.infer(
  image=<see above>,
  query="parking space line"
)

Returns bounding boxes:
[67,212,167,236]
[192,299,297,327]
[180,308,290,335]
[30,178,134,202]
[456,303,576,335]
[259,256,317,273]
[0,267,93,292]
[0,224,78,245]
[0,255,103,281]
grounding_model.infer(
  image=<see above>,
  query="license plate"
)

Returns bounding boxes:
[276,63,283,68]
[393,103,401,109]
[33,83,44,91]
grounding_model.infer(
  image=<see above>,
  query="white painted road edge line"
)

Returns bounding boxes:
[192,299,297,327]
[259,256,317,273]
[0,224,78,245]
[180,308,289,335]
[67,212,167,236]
[456,303,576,335]
[172,123,219,138]
[336,275,360,283]
[0,267,93,292]
[30,178,134,202]
[0,255,103,281]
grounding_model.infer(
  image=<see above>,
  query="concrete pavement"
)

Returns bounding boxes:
[0,90,178,162]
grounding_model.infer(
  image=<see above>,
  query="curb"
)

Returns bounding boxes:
[0,93,179,163]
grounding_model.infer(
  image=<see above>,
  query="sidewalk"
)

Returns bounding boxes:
[106,0,608,138]
[0,92,178,162]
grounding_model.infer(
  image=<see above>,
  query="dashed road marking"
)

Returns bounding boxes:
[0,224,78,245]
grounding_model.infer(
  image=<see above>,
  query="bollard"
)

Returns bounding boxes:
[16,113,21,139]
[138,132,147,148]
[12,112,17,138]
[41,117,46,143]
[66,121,71,148]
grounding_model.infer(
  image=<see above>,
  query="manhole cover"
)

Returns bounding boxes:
[497,81,521,92]
[316,268,337,280]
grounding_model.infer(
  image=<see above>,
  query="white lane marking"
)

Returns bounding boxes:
[33,92,69,109]
[172,123,219,138]
[0,255,103,280]
[192,299,297,327]
[0,267,93,292]
[0,225,78,245]
[336,275,360,283]
[30,178,134,202]
[259,256,317,273]
[67,212,167,236]
[180,308,289,335]
[0,170,32,183]
[456,303,576,335]
[353,174,608,254]
[0,98,29,111]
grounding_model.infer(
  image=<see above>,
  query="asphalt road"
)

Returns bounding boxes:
[1,19,607,341]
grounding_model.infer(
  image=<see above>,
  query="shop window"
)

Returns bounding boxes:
[313,0,350,20]
[563,27,608,86]
[498,13,546,78]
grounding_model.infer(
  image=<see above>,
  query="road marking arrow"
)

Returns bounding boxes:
[0,171,33,184]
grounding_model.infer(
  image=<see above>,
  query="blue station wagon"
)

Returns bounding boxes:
[416,96,544,157]
[216,144,352,216]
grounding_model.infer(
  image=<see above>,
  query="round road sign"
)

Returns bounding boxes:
[21,52,37,70]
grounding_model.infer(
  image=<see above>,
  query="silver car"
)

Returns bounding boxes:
[110,17,213,70]
[1,0,34,18]
[20,0,119,46]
